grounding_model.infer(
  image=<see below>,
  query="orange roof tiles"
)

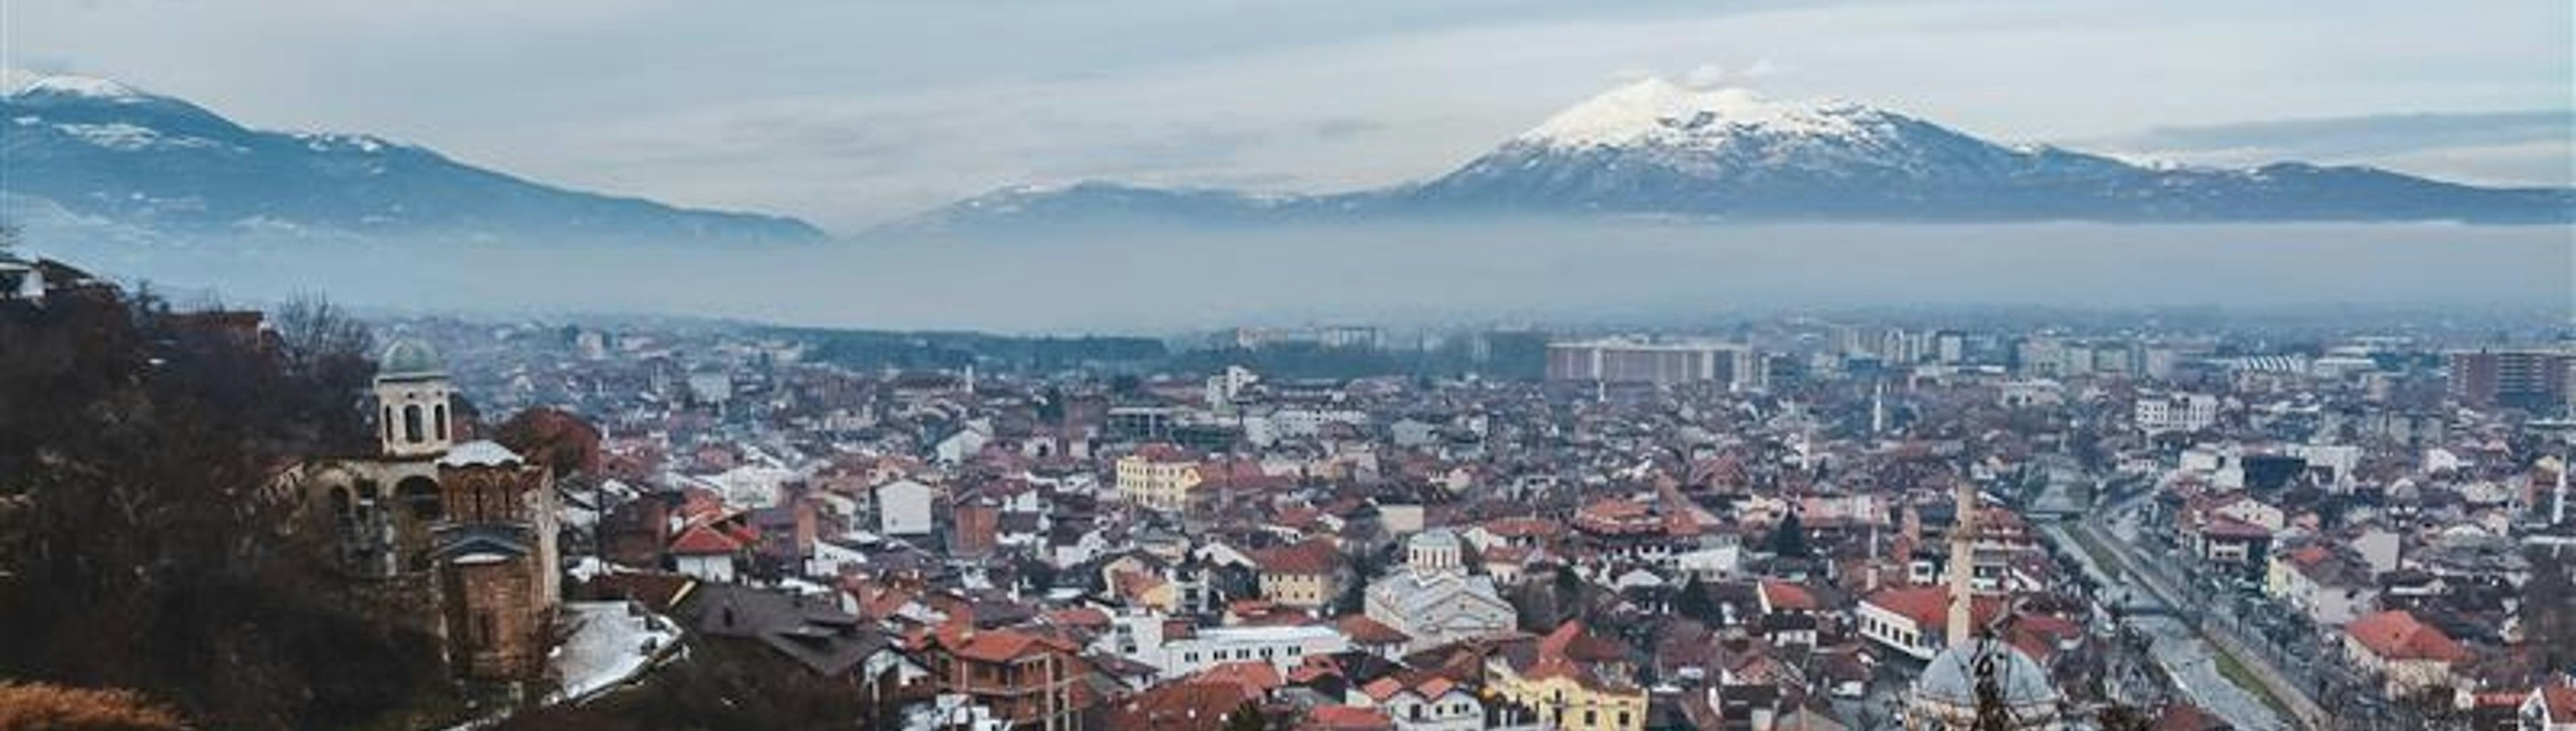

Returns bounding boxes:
[1863,585,2001,630]
[1302,705,1393,730]
[2346,610,2467,665]
[1760,579,1821,612]
[668,524,744,555]
[1253,539,1340,576]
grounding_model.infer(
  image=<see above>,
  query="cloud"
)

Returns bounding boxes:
[1311,118,1387,139]
[1682,58,1785,88]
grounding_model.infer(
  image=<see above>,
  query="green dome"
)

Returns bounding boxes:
[378,339,444,378]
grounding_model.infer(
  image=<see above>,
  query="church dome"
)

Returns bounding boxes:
[379,339,444,378]
[1409,528,1460,551]
[1913,638,2061,721]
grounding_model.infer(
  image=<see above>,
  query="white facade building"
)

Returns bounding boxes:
[874,478,936,537]
[1363,530,1515,653]
[2135,392,2220,435]
[1104,612,1348,679]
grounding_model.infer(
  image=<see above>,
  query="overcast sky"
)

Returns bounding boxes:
[10,0,2571,232]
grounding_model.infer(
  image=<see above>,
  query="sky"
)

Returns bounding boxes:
[9,0,2573,233]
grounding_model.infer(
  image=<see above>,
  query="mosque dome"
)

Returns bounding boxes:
[1909,638,2063,730]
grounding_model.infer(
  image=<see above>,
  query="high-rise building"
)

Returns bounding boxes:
[2448,349,2573,411]
[1545,337,1764,389]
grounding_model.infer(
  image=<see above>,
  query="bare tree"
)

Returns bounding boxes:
[271,293,374,373]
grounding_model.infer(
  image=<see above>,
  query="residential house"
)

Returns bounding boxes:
[2343,610,2468,697]
[1488,622,1648,731]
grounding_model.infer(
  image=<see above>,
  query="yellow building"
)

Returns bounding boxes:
[1115,444,1203,512]
[1488,622,1648,731]
[1249,539,1341,610]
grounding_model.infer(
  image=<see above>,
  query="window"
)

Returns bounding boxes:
[327,487,354,524]
[433,404,448,441]
[402,404,424,443]
[1585,710,1597,726]
[398,477,441,520]
[1617,711,1631,728]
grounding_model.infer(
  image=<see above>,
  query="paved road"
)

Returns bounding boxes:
[2081,488,2332,730]
[2046,518,2291,731]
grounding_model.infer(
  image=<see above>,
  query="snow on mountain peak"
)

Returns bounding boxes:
[2,68,149,101]
[1519,76,1880,150]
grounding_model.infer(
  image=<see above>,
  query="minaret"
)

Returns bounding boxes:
[1947,475,1979,646]
[1870,380,1889,435]
[2553,454,2569,526]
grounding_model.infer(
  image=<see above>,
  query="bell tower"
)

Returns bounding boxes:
[374,339,455,459]
[1407,529,1463,578]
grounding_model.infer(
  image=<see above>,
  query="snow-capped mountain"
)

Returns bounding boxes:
[1,70,823,245]
[890,77,2571,234]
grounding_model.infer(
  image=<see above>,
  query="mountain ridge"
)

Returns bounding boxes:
[1,69,826,245]
[882,78,2574,236]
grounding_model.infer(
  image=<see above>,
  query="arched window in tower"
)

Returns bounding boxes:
[404,404,424,443]
[327,486,354,526]
[397,476,441,521]
[382,406,394,443]
[433,404,448,441]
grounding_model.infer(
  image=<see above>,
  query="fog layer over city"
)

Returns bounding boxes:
[38,222,2571,331]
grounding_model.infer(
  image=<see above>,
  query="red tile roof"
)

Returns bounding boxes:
[2150,703,2229,731]
[1132,443,1194,461]
[668,524,743,555]
[1760,579,1821,612]
[1110,681,1246,730]
[2346,610,2467,665]
[1862,585,2001,630]
[944,628,1075,664]
[1191,661,1283,699]
[1253,539,1340,577]
[2539,684,2576,724]
[2201,515,2273,540]
[1337,615,1410,645]
[1481,517,1560,539]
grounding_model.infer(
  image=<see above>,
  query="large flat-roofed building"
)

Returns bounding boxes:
[2449,349,2573,412]
[1546,337,1763,388]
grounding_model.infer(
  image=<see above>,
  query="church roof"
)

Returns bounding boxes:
[378,338,444,379]
[437,440,523,468]
[1409,528,1460,550]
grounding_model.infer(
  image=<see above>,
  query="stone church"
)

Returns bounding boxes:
[286,339,561,681]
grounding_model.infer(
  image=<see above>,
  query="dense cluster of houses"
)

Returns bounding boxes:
[365,317,2576,730]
